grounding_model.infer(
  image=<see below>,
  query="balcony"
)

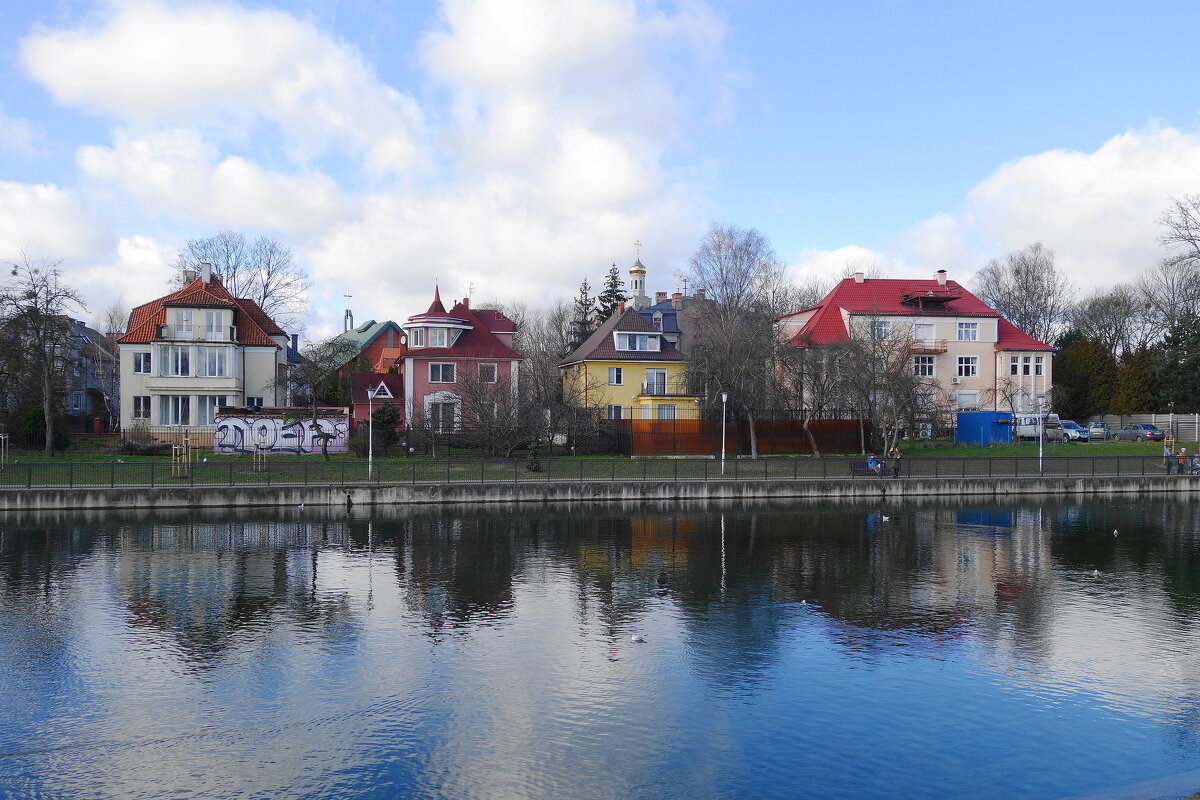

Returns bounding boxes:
[910,339,949,354]
[155,325,237,342]
[638,380,695,397]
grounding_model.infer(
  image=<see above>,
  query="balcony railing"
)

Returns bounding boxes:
[639,380,694,396]
[910,339,949,353]
[155,325,237,342]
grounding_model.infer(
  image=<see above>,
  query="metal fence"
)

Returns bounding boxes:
[0,454,1190,489]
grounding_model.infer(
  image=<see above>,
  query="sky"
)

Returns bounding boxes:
[2,0,1200,338]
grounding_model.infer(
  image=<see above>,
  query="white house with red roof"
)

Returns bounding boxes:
[117,263,292,427]
[398,287,523,431]
[778,270,1055,413]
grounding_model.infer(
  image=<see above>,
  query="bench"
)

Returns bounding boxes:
[850,460,882,477]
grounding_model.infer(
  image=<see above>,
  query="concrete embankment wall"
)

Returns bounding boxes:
[2,475,1198,511]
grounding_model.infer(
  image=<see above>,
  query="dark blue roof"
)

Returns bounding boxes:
[637,300,680,334]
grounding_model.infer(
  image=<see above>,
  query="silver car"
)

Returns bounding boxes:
[1088,421,1110,440]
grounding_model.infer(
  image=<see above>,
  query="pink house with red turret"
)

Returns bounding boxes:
[399,288,522,431]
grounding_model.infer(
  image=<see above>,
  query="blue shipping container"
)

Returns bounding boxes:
[956,411,1013,446]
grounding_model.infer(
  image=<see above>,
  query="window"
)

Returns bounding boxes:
[134,352,152,374]
[956,391,980,410]
[430,363,456,383]
[1022,355,1031,376]
[616,333,658,351]
[913,355,934,377]
[246,396,264,407]
[957,322,978,341]
[160,345,190,376]
[1010,356,1019,376]
[198,347,227,377]
[428,328,447,347]
[159,395,190,425]
[657,405,676,420]
[644,368,667,394]
[410,328,424,347]
[871,320,891,340]
[133,396,151,419]
[1035,356,1044,376]
[430,402,456,433]
[204,311,222,340]
[71,392,83,411]
[607,405,623,420]
[652,313,663,331]
[608,366,623,385]
[478,363,497,383]
[175,309,193,334]
[956,356,978,377]
[196,395,227,426]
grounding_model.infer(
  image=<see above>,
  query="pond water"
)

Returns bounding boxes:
[2,497,1200,799]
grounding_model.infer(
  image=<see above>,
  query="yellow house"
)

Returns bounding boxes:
[559,307,700,419]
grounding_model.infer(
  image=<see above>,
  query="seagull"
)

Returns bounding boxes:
[630,634,646,643]
[116,458,124,463]
[298,503,305,510]
[882,515,890,522]
[202,457,207,463]
[1113,529,1119,537]
[1093,569,1101,577]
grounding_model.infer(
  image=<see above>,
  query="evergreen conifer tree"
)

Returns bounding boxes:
[595,263,628,323]
[566,278,596,354]
[1156,314,1200,412]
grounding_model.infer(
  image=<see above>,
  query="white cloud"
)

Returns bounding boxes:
[77,128,348,230]
[0,107,39,155]
[0,180,110,263]
[901,126,1200,291]
[21,0,423,171]
[72,235,176,323]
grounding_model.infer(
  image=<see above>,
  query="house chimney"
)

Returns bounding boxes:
[655,291,668,304]
[695,288,705,299]
[671,291,683,309]
[617,301,625,313]
[935,269,947,286]
[182,269,196,284]
[462,296,470,309]
[290,333,298,351]
[853,271,865,283]
[201,262,212,283]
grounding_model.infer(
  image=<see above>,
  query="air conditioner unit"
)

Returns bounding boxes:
[950,376,961,384]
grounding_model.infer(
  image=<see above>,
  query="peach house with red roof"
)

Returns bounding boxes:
[778,270,1055,413]
[398,288,523,431]
[117,264,292,427]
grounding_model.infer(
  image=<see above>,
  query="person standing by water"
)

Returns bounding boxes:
[866,453,883,476]
[889,445,902,478]
[1165,443,1174,474]
[1177,447,1188,476]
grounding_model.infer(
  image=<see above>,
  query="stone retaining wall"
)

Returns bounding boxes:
[2,475,1198,511]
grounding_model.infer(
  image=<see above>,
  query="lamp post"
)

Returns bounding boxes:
[1038,400,1045,472]
[368,383,379,480]
[721,391,729,475]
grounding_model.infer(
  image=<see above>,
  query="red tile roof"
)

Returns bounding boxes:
[117,276,285,347]
[350,373,406,404]
[558,307,686,366]
[403,293,523,361]
[782,277,1053,351]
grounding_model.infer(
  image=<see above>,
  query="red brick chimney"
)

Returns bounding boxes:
[617,301,625,313]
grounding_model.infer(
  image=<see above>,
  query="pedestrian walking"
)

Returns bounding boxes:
[889,445,902,478]
[1165,443,1174,474]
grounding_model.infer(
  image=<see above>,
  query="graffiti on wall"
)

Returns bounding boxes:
[214,414,349,454]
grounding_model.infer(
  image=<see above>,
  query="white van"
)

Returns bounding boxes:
[1015,413,1064,441]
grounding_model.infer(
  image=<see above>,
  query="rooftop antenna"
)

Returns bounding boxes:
[467,281,475,300]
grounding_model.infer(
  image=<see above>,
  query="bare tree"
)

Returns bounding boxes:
[273,335,359,460]
[172,231,311,329]
[1141,255,1200,330]
[972,242,1071,344]
[0,255,85,456]
[457,372,533,457]
[100,300,130,337]
[776,340,846,456]
[834,317,930,454]
[686,221,786,457]
[1068,286,1156,357]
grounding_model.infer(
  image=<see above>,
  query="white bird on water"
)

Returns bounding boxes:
[882,515,890,522]
[1093,570,1101,577]
[631,634,646,644]
[1113,529,1119,537]
[298,503,305,510]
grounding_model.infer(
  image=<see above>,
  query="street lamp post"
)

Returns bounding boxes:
[721,391,729,475]
[368,383,378,480]
[1038,401,1045,472]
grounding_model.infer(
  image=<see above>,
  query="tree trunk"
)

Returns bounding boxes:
[747,408,759,459]
[43,366,54,458]
[312,402,331,461]
[802,416,822,457]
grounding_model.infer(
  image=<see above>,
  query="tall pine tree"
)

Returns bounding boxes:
[1156,314,1200,412]
[566,278,596,354]
[595,263,628,323]
[1111,348,1161,413]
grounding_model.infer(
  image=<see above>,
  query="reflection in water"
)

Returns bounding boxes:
[2,497,1200,799]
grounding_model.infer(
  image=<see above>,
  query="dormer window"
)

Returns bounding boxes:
[652,313,663,331]
[428,328,447,347]
[616,333,659,351]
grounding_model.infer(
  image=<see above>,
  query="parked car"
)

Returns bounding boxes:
[1112,423,1166,442]
[1015,413,1066,442]
[1088,421,1110,440]
[1060,420,1088,441]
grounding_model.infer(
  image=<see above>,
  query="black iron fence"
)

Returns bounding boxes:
[0,455,1190,489]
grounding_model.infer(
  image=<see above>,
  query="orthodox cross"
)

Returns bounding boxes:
[634,239,642,260]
